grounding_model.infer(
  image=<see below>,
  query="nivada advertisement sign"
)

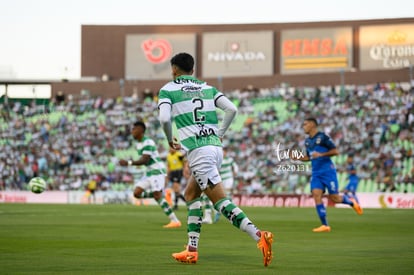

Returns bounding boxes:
[202,31,273,78]
[281,27,353,74]
[359,24,414,70]
[125,34,196,80]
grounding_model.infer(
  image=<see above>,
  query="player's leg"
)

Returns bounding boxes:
[172,172,185,210]
[133,178,148,198]
[205,182,259,238]
[352,191,359,203]
[173,147,217,260]
[184,176,204,248]
[150,175,181,228]
[213,200,221,223]
[214,178,234,223]
[205,181,273,266]
[134,179,176,223]
[134,176,162,199]
[189,146,263,242]
[349,178,360,203]
[203,147,272,266]
[310,174,331,232]
[327,174,363,215]
[311,188,330,232]
[164,175,173,206]
[343,178,356,200]
[171,175,202,263]
[173,146,273,266]
[201,193,213,224]
[329,192,362,215]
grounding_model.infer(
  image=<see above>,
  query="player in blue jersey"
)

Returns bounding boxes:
[341,154,360,203]
[292,118,363,232]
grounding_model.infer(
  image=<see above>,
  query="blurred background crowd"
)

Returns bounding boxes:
[0,82,413,194]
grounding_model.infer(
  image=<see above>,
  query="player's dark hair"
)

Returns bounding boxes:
[305,117,319,126]
[170,52,194,73]
[133,121,146,131]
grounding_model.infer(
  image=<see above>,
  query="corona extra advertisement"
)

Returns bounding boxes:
[125,34,196,80]
[202,31,273,78]
[281,27,353,74]
[359,24,414,70]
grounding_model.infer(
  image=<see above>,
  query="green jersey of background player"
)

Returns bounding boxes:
[158,52,274,267]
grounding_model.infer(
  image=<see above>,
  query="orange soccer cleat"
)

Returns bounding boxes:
[350,198,363,215]
[163,221,182,228]
[257,231,274,267]
[172,246,198,264]
[312,225,331,232]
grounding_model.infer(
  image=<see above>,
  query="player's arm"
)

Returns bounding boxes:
[158,91,181,149]
[311,134,339,159]
[158,102,173,143]
[119,154,150,166]
[311,148,339,158]
[311,135,339,159]
[215,95,237,138]
[159,106,181,150]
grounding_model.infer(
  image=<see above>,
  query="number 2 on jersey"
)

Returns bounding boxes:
[192,98,205,122]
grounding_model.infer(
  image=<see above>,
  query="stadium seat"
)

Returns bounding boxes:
[407,184,413,193]
[364,179,374,193]
[358,178,367,192]
[304,183,310,194]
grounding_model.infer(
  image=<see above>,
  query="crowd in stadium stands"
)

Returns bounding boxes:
[0,82,413,194]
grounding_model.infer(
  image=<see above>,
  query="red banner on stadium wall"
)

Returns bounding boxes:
[335,193,414,209]
[232,194,330,208]
[280,27,353,74]
[0,191,67,204]
[1,192,414,209]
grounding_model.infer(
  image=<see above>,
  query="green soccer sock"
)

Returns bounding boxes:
[214,198,260,241]
[140,191,154,198]
[156,197,178,221]
[201,194,213,220]
[186,198,202,249]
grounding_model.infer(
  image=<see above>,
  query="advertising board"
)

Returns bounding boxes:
[281,27,353,74]
[125,34,196,80]
[360,24,414,70]
[202,31,273,78]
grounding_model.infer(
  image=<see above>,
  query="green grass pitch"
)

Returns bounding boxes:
[1,204,413,274]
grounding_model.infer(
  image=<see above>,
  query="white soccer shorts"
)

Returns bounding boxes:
[134,174,165,192]
[187,145,223,191]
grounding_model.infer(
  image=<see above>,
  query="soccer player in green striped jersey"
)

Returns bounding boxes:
[158,52,274,267]
[118,121,181,228]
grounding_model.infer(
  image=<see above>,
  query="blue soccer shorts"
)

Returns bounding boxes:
[344,177,359,192]
[310,172,339,194]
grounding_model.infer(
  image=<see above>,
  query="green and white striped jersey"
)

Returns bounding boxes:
[158,75,223,151]
[135,136,166,177]
[220,156,235,180]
